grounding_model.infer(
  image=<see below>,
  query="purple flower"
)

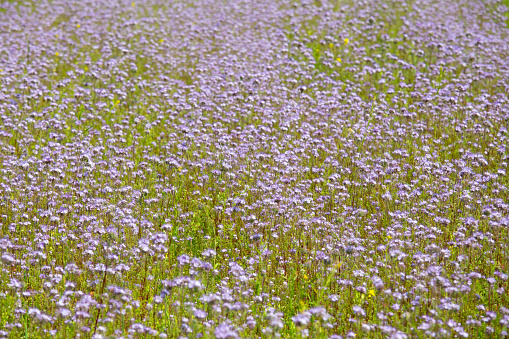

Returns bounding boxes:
[292,312,311,327]
[214,322,239,339]
[353,306,366,317]
[193,308,207,319]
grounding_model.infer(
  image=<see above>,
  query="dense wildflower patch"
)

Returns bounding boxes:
[0,0,509,337]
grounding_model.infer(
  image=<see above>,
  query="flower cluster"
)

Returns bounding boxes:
[0,0,508,337]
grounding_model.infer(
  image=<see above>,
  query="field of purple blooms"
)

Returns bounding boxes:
[1,0,509,337]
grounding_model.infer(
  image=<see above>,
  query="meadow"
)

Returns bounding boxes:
[0,0,509,337]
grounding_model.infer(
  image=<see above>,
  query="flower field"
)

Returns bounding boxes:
[1,0,509,337]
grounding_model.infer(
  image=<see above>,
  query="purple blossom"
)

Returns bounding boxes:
[214,322,239,339]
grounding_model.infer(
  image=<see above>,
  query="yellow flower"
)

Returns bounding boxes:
[336,262,342,270]
[329,43,334,49]
[55,34,59,38]
[344,38,349,45]
[303,274,309,280]
[132,2,135,6]
[84,66,88,71]
[55,52,59,56]
[368,289,375,297]
[387,235,392,239]
[160,39,164,43]
[336,57,341,63]
[76,24,80,28]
